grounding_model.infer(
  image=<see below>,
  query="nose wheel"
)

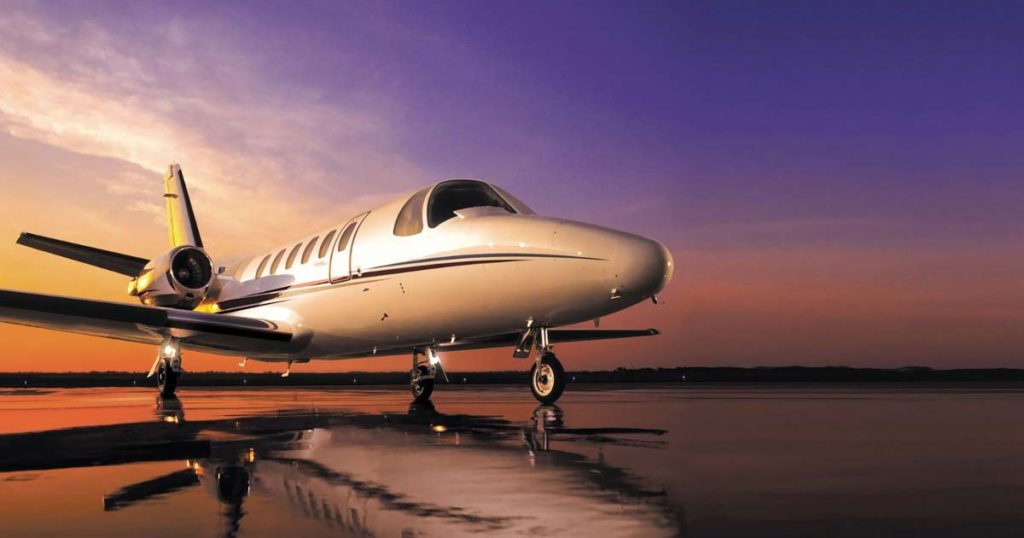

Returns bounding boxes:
[530,352,566,404]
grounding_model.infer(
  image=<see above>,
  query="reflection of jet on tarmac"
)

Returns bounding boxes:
[0,400,681,536]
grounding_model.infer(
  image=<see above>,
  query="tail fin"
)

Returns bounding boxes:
[164,164,203,248]
[16,232,149,276]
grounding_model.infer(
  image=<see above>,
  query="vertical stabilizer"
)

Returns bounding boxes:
[163,164,204,248]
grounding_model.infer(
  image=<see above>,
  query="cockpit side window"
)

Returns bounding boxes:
[427,180,515,228]
[491,185,536,215]
[394,187,429,236]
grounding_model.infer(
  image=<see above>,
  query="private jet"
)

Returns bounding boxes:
[0,164,673,403]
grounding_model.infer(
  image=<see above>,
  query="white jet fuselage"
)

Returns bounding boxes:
[210,180,674,362]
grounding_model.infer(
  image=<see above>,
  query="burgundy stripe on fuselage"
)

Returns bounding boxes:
[216,258,521,313]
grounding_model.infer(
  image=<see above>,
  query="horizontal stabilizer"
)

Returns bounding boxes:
[17,233,149,277]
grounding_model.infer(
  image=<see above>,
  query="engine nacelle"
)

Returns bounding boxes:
[130,246,216,309]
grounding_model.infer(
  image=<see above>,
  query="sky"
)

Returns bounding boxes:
[0,0,1022,373]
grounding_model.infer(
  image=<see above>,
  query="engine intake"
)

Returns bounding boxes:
[171,248,213,290]
[130,246,215,309]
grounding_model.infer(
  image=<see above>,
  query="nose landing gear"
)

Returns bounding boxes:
[528,327,567,405]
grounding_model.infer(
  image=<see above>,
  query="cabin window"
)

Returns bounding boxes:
[285,242,302,270]
[270,249,286,274]
[337,222,356,251]
[393,187,429,236]
[254,254,271,279]
[301,236,319,264]
[318,230,337,258]
[427,180,515,228]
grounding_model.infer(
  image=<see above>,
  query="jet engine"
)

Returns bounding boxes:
[130,246,216,309]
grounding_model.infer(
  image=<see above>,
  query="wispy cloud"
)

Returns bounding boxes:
[0,5,422,255]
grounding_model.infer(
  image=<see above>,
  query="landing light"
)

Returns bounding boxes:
[432,425,447,433]
[164,344,177,356]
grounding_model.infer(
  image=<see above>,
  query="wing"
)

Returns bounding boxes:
[316,328,660,360]
[441,328,660,352]
[0,289,292,354]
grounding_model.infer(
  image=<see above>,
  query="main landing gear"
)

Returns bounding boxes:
[157,361,179,398]
[149,336,183,399]
[410,347,445,403]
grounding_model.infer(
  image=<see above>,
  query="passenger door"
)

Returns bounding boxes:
[329,213,368,283]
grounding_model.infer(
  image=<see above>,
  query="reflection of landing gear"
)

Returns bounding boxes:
[155,395,185,423]
[407,399,438,417]
[533,404,564,428]
[525,404,565,454]
[530,352,566,405]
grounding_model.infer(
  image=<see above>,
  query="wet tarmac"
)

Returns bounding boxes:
[0,384,1022,537]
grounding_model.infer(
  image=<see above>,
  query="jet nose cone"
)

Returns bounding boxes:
[654,241,674,293]
[613,236,674,300]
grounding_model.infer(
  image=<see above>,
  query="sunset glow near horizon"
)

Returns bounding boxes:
[0,1,1022,373]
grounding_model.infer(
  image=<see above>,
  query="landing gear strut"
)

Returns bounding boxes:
[529,327,567,405]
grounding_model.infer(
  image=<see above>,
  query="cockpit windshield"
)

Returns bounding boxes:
[427,180,516,228]
[394,180,533,236]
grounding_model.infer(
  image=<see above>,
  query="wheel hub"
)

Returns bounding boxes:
[534,364,554,395]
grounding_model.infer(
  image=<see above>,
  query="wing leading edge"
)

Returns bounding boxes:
[441,328,660,352]
[314,328,660,361]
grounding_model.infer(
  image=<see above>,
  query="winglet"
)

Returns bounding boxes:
[164,164,203,248]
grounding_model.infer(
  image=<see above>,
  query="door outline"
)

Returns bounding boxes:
[329,212,369,283]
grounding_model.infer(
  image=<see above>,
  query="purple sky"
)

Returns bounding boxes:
[1,1,1022,371]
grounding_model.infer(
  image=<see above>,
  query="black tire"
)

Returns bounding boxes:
[411,364,434,403]
[530,353,566,404]
[157,361,178,399]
